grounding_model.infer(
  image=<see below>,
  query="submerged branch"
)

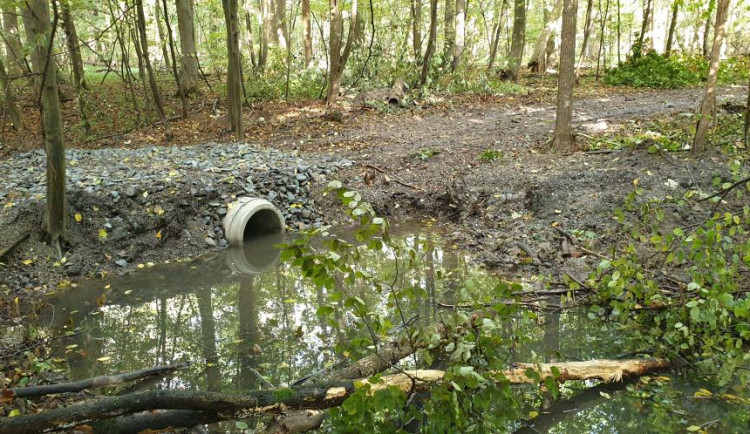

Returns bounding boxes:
[0,358,670,433]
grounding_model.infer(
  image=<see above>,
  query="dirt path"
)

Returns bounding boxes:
[307,86,746,280]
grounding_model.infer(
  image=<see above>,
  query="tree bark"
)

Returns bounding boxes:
[575,0,597,79]
[136,0,173,141]
[154,0,172,71]
[223,0,245,140]
[326,0,358,105]
[508,0,527,81]
[421,0,439,85]
[25,0,68,246]
[275,0,289,49]
[411,0,423,60]
[59,0,87,90]
[693,0,729,153]
[745,69,750,146]
[0,358,670,433]
[552,0,578,153]
[0,57,21,131]
[665,0,680,57]
[243,1,258,69]
[702,0,715,58]
[161,0,189,119]
[176,0,199,95]
[259,0,272,69]
[302,0,313,66]
[1,3,30,77]
[637,0,653,52]
[595,0,610,79]
[488,0,507,70]
[453,0,466,70]
[530,0,563,73]
[443,0,455,66]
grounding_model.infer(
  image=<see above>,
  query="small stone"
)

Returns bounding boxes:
[115,259,128,267]
[217,207,227,216]
[181,229,192,239]
[125,186,136,197]
[204,237,217,247]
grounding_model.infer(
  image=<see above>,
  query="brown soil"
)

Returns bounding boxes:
[0,84,746,307]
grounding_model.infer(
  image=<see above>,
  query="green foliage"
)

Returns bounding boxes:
[478,149,504,162]
[605,53,706,89]
[412,148,441,160]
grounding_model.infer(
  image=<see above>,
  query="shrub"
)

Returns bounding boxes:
[604,52,706,88]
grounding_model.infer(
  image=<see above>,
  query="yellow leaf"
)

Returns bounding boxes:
[97,356,111,362]
[528,411,539,419]
[137,264,145,269]
[75,213,82,223]
[22,259,33,265]
[156,230,162,239]
[8,409,20,418]
[154,205,164,216]
[98,228,108,240]
[66,344,79,350]
[104,284,111,290]
[694,388,713,398]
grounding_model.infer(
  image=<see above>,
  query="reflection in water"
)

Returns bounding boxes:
[20,229,749,432]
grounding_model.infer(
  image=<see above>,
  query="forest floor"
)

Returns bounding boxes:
[0,80,747,309]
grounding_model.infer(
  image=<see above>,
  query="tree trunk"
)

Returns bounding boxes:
[136,0,173,141]
[453,0,466,70]
[552,0,578,153]
[326,0,358,105]
[161,0,188,119]
[0,57,21,131]
[488,0,507,70]
[1,3,30,77]
[575,0,597,79]
[616,0,621,62]
[275,0,288,49]
[508,0,527,81]
[693,0,729,153]
[176,0,199,95]
[411,0,423,60]
[702,0,715,58]
[745,70,750,146]
[532,0,563,73]
[243,1,258,69]
[421,0,439,85]
[665,0,679,57]
[637,0,653,52]
[26,0,68,246]
[259,0,272,69]
[595,0,610,79]
[59,0,86,90]
[154,0,172,71]
[443,0,455,66]
[223,0,244,140]
[302,0,313,66]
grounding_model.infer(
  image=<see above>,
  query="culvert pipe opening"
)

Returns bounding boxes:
[223,198,286,246]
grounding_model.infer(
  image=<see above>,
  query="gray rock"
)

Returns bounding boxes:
[204,237,218,247]
[115,259,128,267]
[125,186,136,197]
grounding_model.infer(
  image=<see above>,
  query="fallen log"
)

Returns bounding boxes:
[0,358,670,433]
[6,363,188,399]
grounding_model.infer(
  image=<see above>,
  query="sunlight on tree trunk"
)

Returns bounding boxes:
[530,0,563,73]
[302,0,313,66]
[508,0,527,81]
[553,0,578,153]
[26,0,68,249]
[443,0,455,66]
[693,0,729,154]
[223,0,245,140]
[453,0,466,70]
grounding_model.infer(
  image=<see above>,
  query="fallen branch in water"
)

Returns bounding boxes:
[6,363,189,399]
[0,358,670,433]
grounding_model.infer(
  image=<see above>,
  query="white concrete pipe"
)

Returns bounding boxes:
[223,197,285,246]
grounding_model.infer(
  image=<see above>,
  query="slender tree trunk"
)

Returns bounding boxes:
[552,0,578,153]
[176,0,199,95]
[744,70,749,146]
[443,0,455,66]
[0,57,21,131]
[575,0,597,78]
[107,0,141,124]
[487,0,504,70]
[161,0,188,119]
[243,1,258,68]
[154,0,172,71]
[702,0,715,58]
[259,0,272,69]
[302,0,313,66]
[275,0,288,49]
[453,0,466,70]
[693,0,729,153]
[223,0,244,139]
[59,0,87,90]
[637,0,652,53]
[136,0,173,141]
[508,0,527,81]
[595,0,610,79]
[531,0,563,73]
[26,0,68,246]
[326,0,358,105]
[411,0,423,60]
[2,4,30,77]
[616,0,621,62]
[421,0,438,84]
[665,0,679,57]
